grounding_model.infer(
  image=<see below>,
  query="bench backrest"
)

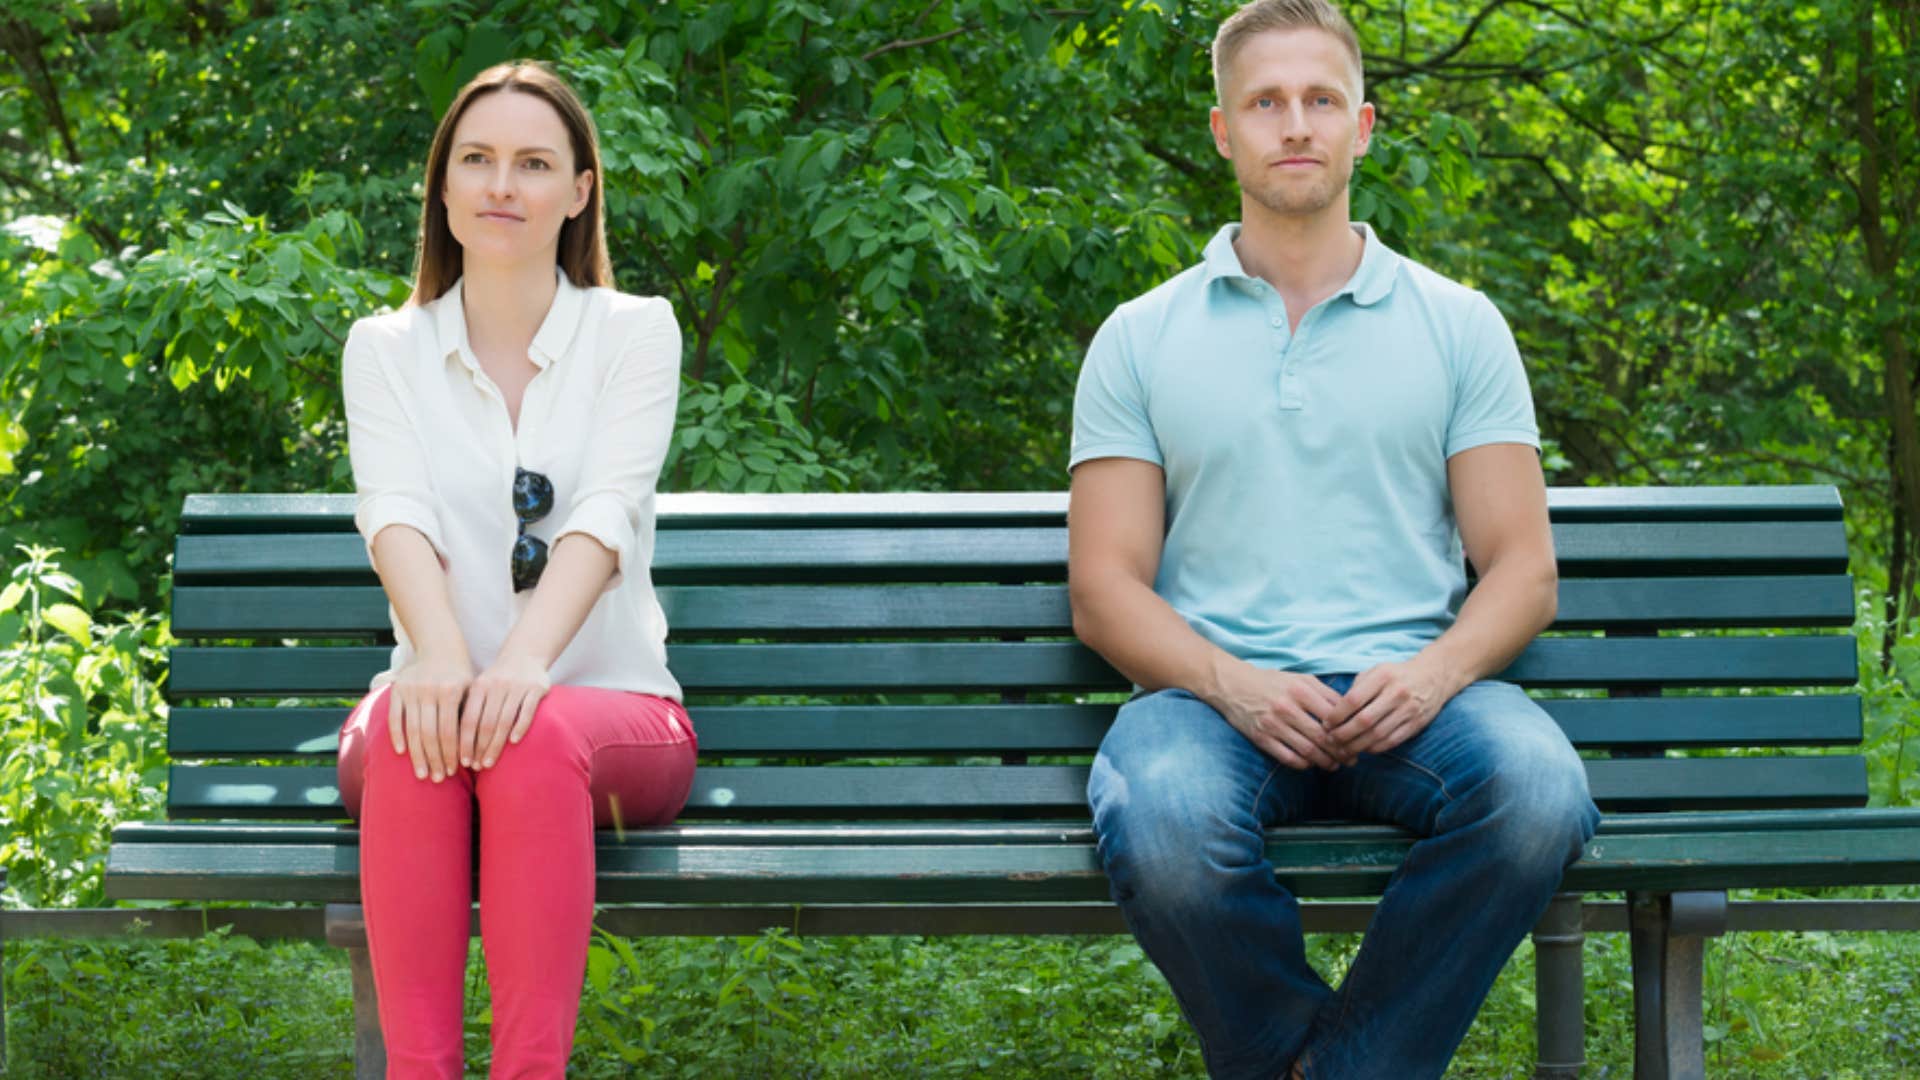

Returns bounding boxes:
[165,486,1862,824]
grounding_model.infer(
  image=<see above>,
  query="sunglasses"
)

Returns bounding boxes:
[511,467,554,592]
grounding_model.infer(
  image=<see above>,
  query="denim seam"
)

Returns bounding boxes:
[1376,748,1455,806]
[1250,761,1286,819]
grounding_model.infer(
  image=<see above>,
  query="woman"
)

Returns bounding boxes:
[336,61,694,1078]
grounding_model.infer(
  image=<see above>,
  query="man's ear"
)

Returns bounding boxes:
[1354,102,1376,158]
[1209,106,1233,161]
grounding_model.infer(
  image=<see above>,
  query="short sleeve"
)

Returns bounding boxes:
[551,298,682,594]
[1068,312,1162,472]
[1445,294,1540,459]
[342,320,450,571]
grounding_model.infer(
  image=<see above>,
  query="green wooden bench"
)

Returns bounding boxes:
[105,485,1920,1079]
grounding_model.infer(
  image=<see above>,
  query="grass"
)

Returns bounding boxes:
[8,913,1920,1078]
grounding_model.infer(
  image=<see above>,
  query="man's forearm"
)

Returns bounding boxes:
[1418,557,1558,694]
[1072,572,1241,705]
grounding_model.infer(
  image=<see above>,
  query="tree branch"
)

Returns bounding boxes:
[1138,137,1206,179]
[1713,447,1890,495]
[636,229,700,330]
[308,314,344,348]
[0,166,119,252]
[0,17,81,164]
[863,24,973,63]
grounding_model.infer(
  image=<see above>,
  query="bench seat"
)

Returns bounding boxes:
[110,809,1920,906]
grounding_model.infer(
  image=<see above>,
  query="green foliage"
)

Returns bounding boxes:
[0,0,1476,608]
[0,209,409,607]
[17,926,1920,1076]
[4,0,1914,608]
[0,546,168,907]
[578,926,823,1073]
[4,931,354,1077]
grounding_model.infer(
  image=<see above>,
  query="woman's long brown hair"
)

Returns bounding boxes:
[409,61,612,305]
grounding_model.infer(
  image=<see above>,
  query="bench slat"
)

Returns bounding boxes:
[174,486,1845,536]
[169,575,1857,639]
[168,696,1864,759]
[170,519,1848,586]
[164,757,1866,820]
[177,492,1081,534]
[116,807,1920,848]
[110,807,1920,906]
[166,635,1859,699]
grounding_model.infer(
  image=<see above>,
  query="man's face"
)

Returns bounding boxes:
[1210,28,1374,219]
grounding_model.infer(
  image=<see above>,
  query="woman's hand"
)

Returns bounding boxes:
[460,651,552,770]
[389,651,475,781]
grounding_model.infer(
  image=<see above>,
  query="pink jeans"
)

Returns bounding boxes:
[338,684,697,1079]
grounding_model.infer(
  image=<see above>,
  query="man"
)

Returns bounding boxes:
[1068,2,1600,1077]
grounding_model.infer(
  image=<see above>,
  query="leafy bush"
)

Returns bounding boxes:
[0,546,169,908]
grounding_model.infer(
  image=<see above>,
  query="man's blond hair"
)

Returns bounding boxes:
[1212,0,1365,106]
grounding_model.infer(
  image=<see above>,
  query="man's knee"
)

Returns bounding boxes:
[1090,747,1268,914]
[1470,738,1599,870]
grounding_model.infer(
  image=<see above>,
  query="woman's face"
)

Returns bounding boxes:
[441,89,593,271]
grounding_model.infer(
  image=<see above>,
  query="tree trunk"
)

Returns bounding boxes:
[1851,5,1920,655]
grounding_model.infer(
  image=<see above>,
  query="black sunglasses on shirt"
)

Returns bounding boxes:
[511,467,553,592]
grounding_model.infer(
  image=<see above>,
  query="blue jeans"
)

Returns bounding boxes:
[1087,677,1599,1080]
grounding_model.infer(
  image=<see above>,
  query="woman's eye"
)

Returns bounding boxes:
[522,158,550,170]
[462,152,487,164]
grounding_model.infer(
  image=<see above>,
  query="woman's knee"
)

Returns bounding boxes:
[478,696,588,798]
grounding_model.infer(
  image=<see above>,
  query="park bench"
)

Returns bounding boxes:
[102,484,1920,1079]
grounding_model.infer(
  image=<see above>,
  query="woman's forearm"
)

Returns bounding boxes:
[496,532,618,667]
[370,525,470,662]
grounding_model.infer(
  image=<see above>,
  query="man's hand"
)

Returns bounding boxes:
[1209,662,1349,771]
[459,651,553,771]
[389,650,474,782]
[1324,656,1465,758]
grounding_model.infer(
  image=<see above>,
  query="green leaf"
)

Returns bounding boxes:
[39,572,84,603]
[42,603,92,642]
[870,86,906,119]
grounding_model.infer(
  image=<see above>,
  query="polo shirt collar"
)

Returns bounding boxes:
[1200,221,1400,307]
[434,266,584,371]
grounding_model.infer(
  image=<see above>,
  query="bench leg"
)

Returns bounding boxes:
[1533,892,1585,1079]
[1627,890,1727,1080]
[325,904,386,1080]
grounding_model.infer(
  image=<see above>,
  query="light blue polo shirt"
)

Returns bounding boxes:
[1070,222,1539,675]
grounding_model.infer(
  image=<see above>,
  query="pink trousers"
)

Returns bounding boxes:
[338,684,697,1079]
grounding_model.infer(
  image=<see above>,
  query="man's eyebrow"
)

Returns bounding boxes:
[1243,83,1349,99]
[453,141,561,155]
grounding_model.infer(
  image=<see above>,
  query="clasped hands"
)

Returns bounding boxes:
[1213,657,1463,771]
[385,651,551,781]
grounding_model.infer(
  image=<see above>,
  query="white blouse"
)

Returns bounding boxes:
[342,270,683,700]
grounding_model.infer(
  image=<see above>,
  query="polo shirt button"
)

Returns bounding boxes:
[1270,316,1283,327]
